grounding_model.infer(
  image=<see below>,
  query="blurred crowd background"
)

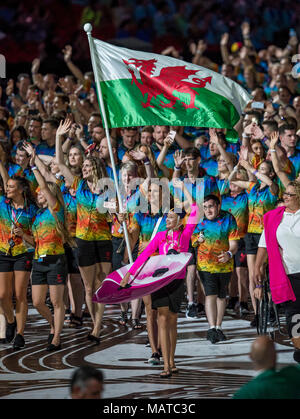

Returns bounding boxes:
[1,0,299,78]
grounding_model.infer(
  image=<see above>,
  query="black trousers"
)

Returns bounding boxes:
[283,273,300,338]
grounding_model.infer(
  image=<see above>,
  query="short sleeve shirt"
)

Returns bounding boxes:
[32,201,65,258]
[72,177,111,242]
[0,196,37,256]
[192,211,239,273]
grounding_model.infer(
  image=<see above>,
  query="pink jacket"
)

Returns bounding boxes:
[263,206,296,304]
[129,203,200,276]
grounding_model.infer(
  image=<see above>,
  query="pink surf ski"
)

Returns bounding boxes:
[92,252,192,304]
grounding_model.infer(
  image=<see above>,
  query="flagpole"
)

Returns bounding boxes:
[84,23,133,264]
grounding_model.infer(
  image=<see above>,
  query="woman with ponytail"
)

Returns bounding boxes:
[56,119,112,345]
[27,146,74,351]
[0,151,37,349]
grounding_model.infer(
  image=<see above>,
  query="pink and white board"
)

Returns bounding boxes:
[92,252,192,304]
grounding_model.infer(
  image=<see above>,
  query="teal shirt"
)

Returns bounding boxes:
[233,366,300,399]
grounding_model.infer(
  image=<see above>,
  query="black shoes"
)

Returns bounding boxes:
[0,338,7,344]
[185,303,198,319]
[48,333,54,344]
[87,334,100,345]
[216,329,227,341]
[13,334,25,350]
[46,343,61,352]
[239,302,250,315]
[227,297,239,310]
[6,320,16,343]
[207,328,219,344]
[293,349,300,363]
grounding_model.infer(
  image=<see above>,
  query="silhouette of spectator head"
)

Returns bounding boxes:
[250,336,277,371]
[70,366,104,399]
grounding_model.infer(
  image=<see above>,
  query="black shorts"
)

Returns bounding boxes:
[199,271,231,298]
[112,236,139,271]
[0,251,33,272]
[151,278,185,314]
[234,238,247,268]
[245,233,261,255]
[187,241,196,266]
[64,243,79,274]
[31,254,68,286]
[76,238,112,267]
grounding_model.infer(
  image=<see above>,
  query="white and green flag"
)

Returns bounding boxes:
[90,37,251,129]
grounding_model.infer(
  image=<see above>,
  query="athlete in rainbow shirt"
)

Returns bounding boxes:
[120,180,200,378]
[56,119,112,345]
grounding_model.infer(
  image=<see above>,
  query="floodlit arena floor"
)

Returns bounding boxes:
[0,303,295,399]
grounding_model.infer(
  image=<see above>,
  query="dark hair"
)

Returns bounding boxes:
[10,176,35,205]
[29,116,43,125]
[42,118,60,129]
[0,106,10,120]
[0,119,9,132]
[141,126,154,134]
[11,126,28,141]
[279,86,292,96]
[279,124,296,136]
[55,93,70,104]
[184,147,200,159]
[245,110,261,122]
[122,127,138,132]
[204,194,220,206]
[17,73,30,82]
[90,112,101,119]
[70,366,103,392]
[262,120,278,131]
[259,160,275,175]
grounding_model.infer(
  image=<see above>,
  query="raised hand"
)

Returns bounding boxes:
[220,33,229,46]
[58,77,69,94]
[239,145,249,161]
[23,142,36,166]
[197,40,207,54]
[252,125,264,140]
[22,141,35,156]
[6,79,14,96]
[129,149,146,161]
[0,144,5,162]
[244,121,257,136]
[164,134,175,148]
[240,46,249,60]
[209,127,218,144]
[269,131,279,149]
[173,150,185,168]
[62,45,72,62]
[239,159,252,171]
[75,124,84,139]
[31,58,40,74]
[241,21,250,37]
[68,123,77,139]
[57,118,72,137]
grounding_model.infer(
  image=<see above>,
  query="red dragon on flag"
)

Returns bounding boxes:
[123,58,212,110]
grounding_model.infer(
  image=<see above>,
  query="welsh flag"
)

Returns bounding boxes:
[90,37,251,130]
